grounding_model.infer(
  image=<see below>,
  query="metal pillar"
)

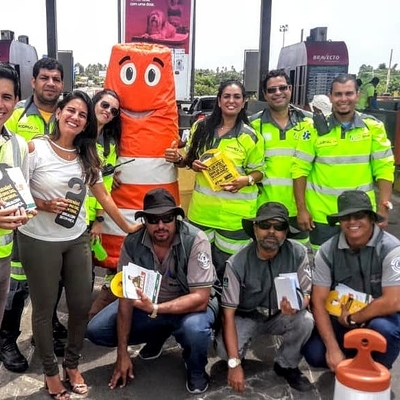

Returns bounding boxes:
[190,0,197,100]
[258,0,272,100]
[46,0,58,59]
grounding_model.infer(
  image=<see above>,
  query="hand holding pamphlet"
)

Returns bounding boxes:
[199,149,240,191]
[325,283,372,317]
[111,262,162,303]
[274,272,302,310]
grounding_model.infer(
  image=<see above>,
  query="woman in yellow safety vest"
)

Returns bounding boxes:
[87,89,121,319]
[87,89,121,238]
[166,80,264,280]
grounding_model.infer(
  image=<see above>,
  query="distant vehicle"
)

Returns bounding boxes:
[183,95,216,126]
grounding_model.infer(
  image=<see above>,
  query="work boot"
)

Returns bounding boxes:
[88,284,117,320]
[0,331,28,373]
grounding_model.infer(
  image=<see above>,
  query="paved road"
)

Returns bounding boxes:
[1,192,400,399]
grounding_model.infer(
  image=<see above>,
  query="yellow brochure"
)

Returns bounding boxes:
[199,149,240,192]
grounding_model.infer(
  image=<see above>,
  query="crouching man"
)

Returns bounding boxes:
[215,202,314,392]
[86,188,217,394]
[302,190,400,371]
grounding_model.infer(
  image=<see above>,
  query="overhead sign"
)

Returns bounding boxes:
[121,0,194,100]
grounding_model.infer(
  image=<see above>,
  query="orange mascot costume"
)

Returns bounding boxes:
[100,43,180,268]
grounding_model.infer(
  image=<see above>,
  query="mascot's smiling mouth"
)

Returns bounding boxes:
[121,108,154,119]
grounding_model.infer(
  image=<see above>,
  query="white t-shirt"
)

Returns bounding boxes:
[19,138,89,241]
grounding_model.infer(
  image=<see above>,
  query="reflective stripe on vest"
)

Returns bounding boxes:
[0,232,14,259]
[10,260,26,280]
[193,183,258,201]
[307,182,374,197]
[214,231,250,255]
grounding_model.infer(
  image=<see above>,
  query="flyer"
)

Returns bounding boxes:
[199,149,240,191]
[0,165,36,211]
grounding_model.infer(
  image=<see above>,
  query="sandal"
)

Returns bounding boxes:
[44,375,70,399]
[62,362,88,395]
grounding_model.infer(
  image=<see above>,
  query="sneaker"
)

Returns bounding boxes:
[273,362,313,392]
[186,371,209,394]
[138,342,164,360]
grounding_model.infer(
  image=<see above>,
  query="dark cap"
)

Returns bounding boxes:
[135,188,184,220]
[327,190,384,226]
[242,202,299,240]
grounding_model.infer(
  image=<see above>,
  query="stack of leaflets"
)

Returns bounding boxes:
[274,272,302,310]
[117,262,162,303]
[325,283,372,317]
[0,165,36,212]
[199,149,240,191]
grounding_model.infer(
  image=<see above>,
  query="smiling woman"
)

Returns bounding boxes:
[165,80,265,280]
[16,90,139,399]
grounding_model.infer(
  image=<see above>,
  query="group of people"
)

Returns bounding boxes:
[89,70,396,396]
[0,60,398,398]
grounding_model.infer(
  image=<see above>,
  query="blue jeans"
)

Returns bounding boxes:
[302,313,400,369]
[86,300,215,374]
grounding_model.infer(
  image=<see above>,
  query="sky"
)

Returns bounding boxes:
[0,0,399,75]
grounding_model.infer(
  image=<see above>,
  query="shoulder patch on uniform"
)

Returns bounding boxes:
[390,257,400,274]
[223,277,229,288]
[197,252,211,269]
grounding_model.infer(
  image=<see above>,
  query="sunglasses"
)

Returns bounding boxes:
[338,211,369,222]
[255,220,288,231]
[100,101,119,117]
[266,85,291,94]
[145,213,175,225]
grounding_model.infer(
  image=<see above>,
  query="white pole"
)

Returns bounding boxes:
[386,49,393,94]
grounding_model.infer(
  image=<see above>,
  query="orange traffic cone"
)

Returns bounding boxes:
[334,329,391,399]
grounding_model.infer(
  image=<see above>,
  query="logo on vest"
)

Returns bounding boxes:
[197,252,211,269]
[390,257,400,274]
[302,131,311,140]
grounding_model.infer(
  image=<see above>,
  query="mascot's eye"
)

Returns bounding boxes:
[120,63,137,85]
[144,64,162,87]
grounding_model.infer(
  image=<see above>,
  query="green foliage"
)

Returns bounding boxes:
[357,64,400,94]
[193,67,243,96]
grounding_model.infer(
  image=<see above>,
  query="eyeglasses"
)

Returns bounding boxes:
[338,211,369,222]
[145,213,175,224]
[255,220,288,231]
[265,85,291,94]
[100,101,119,117]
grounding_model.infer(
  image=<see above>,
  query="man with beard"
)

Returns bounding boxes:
[292,74,394,250]
[216,202,314,393]
[249,69,313,247]
[0,58,65,372]
[86,188,217,395]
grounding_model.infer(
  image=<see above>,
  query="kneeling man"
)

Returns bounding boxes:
[303,190,400,371]
[87,188,217,394]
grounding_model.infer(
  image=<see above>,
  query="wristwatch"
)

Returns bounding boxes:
[96,215,105,223]
[149,304,159,319]
[345,314,362,328]
[381,201,393,211]
[228,357,241,368]
[247,175,255,186]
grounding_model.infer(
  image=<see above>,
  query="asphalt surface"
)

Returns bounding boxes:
[1,192,400,399]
